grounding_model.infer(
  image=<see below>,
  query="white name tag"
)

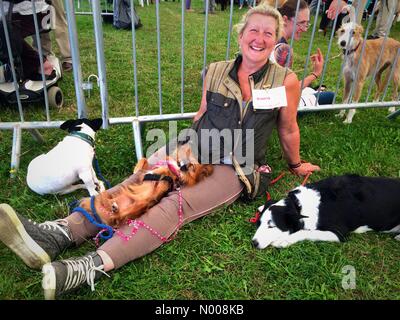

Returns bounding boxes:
[252,86,287,110]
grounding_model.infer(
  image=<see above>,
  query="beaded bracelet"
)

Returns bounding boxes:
[311,72,319,79]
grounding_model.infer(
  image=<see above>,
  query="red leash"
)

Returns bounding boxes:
[249,167,312,224]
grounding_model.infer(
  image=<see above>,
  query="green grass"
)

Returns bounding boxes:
[0,2,400,300]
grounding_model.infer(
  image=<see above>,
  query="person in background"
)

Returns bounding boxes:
[271,0,335,107]
[203,0,216,13]
[1,0,56,80]
[367,0,398,39]
[33,0,72,72]
[239,0,256,10]
[186,0,194,12]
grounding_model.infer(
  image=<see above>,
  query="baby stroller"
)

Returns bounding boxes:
[0,1,63,108]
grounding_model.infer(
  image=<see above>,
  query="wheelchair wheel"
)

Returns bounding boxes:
[47,86,63,108]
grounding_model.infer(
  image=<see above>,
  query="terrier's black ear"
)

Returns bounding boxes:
[89,118,103,132]
[60,119,77,131]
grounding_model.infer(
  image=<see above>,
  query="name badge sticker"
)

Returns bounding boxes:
[252,86,287,110]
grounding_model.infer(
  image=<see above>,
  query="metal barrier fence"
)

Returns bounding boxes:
[0,0,399,178]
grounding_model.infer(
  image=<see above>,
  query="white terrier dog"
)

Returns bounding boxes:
[27,118,106,196]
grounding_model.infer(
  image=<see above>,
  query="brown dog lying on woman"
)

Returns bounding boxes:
[79,142,214,227]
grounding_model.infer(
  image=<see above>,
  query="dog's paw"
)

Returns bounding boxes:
[271,238,292,248]
[388,107,396,114]
[395,234,400,241]
[343,118,352,124]
[96,181,106,193]
[88,190,100,197]
[336,110,346,118]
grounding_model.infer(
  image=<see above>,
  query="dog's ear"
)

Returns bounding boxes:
[272,205,302,233]
[336,26,343,37]
[355,24,364,36]
[60,119,79,131]
[89,118,103,132]
[263,199,278,212]
[199,164,213,180]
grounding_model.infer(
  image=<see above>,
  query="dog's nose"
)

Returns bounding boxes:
[252,239,259,248]
[340,40,346,47]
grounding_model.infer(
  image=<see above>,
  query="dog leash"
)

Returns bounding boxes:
[92,155,112,189]
[72,175,185,246]
[249,165,312,224]
[72,196,114,244]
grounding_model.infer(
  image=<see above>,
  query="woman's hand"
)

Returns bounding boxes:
[310,48,323,77]
[326,0,348,20]
[290,161,321,176]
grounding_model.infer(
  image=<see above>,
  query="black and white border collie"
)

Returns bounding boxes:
[252,175,400,249]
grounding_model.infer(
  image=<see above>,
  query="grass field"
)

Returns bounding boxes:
[0,1,399,300]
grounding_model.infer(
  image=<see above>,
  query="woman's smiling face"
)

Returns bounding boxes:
[238,13,277,66]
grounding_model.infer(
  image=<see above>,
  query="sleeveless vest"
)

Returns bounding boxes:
[194,55,290,198]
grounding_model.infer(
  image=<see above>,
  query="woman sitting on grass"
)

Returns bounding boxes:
[0,4,320,300]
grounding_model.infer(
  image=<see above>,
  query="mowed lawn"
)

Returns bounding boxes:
[0,1,399,300]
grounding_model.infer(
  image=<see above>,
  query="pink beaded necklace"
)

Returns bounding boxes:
[94,159,185,246]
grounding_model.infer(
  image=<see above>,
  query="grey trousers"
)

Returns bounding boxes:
[33,0,72,63]
[372,0,397,37]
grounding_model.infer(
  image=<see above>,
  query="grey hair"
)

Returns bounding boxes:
[235,4,284,40]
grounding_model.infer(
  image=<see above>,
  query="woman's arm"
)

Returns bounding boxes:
[277,72,320,176]
[193,79,208,122]
[274,45,323,89]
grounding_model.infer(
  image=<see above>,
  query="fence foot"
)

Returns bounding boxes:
[28,129,45,144]
[132,118,143,161]
[387,108,400,120]
[10,125,22,178]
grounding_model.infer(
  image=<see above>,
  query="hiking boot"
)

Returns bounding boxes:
[42,252,109,300]
[0,203,73,270]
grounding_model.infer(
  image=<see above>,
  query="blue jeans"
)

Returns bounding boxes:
[315,91,335,105]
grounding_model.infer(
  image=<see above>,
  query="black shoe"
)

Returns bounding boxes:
[367,34,381,40]
[0,204,73,269]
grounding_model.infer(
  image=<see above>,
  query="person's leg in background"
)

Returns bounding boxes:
[370,0,396,38]
[13,12,54,80]
[186,0,194,11]
[352,0,369,24]
[315,91,335,105]
[33,0,72,72]
[319,0,333,32]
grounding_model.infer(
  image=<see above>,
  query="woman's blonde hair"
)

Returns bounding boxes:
[235,4,284,40]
